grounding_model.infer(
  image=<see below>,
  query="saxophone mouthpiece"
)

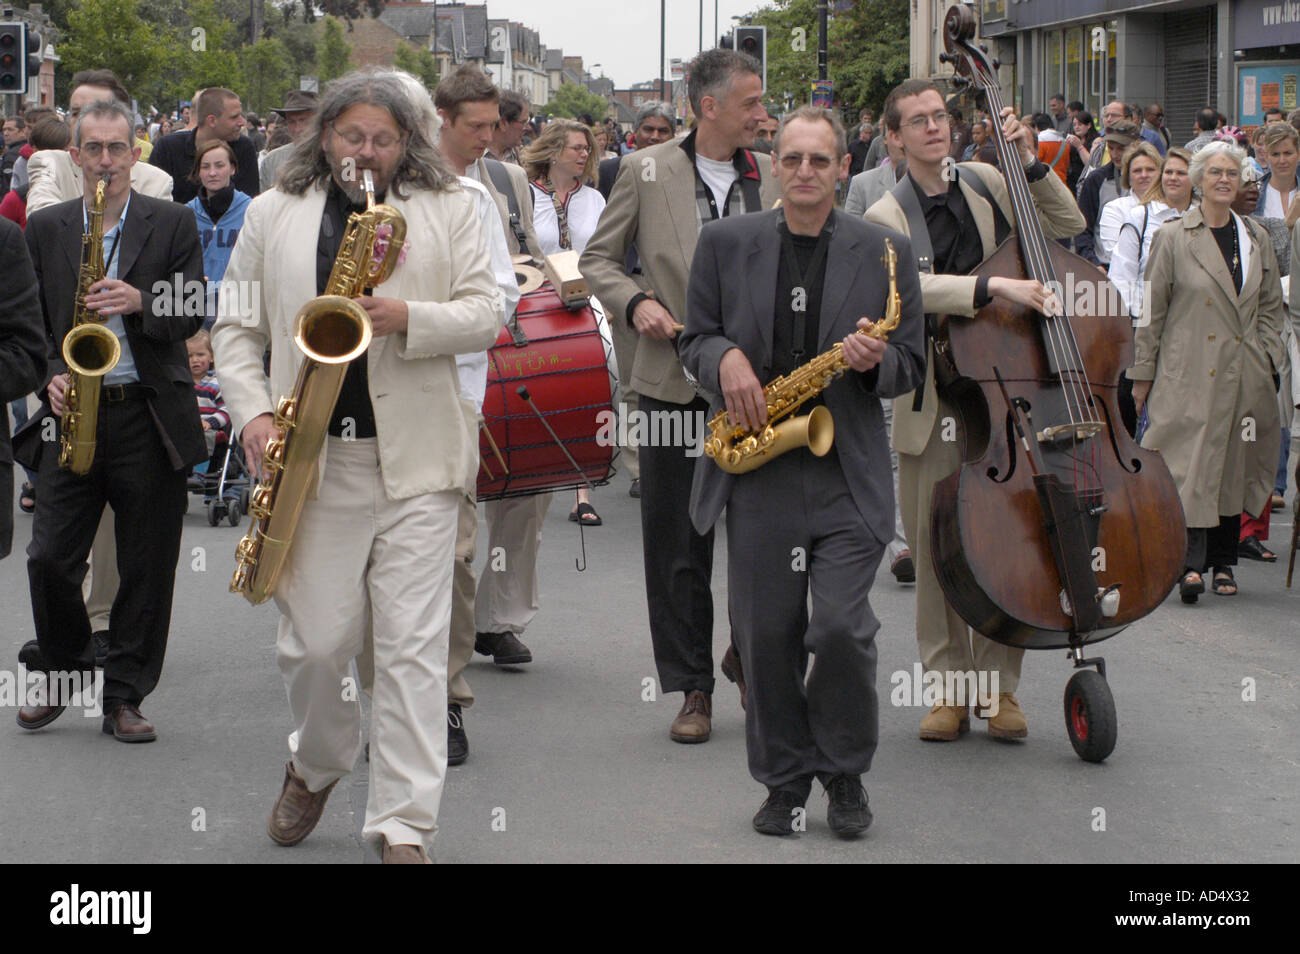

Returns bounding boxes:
[100,172,113,186]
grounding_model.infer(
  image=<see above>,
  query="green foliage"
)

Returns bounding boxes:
[317,15,352,82]
[746,0,908,117]
[57,0,170,103]
[179,0,244,95]
[546,82,609,122]
[392,43,440,91]
[240,37,295,114]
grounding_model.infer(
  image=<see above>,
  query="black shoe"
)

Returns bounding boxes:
[1238,535,1276,562]
[629,478,640,498]
[474,631,533,665]
[92,631,109,668]
[890,550,915,584]
[752,789,807,836]
[17,639,45,670]
[447,704,468,765]
[824,774,872,838]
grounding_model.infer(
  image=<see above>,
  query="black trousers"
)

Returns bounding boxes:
[1117,374,1138,439]
[726,447,883,792]
[1185,514,1241,572]
[28,394,187,710]
[638,394,715,694]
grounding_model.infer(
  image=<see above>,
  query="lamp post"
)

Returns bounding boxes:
[660,0,667,103]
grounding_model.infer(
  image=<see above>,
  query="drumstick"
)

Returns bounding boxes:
[480,421,509,477]
[671,322,684,332]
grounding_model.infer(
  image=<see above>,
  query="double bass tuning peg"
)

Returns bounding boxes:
[979,43,989,53]
[993,58,1001,70]
[952,77,970,89]
[938,52,953,64]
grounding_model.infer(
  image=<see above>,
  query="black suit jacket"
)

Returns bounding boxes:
[15,191,208,473]
[149,129,261,204]
[597,155,622,201]
[0,217,48,557]
[679,208,926,541]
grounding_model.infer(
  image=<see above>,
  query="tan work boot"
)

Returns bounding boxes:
[267,761,338,847]
[669,690,712,743]
[982,692,1028,740]
[919,702,970,741]
[382,837,432,864]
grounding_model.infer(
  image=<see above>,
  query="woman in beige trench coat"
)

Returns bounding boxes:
[1129,141,1287,601]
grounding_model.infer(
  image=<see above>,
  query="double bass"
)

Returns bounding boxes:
[930,7,1186,760]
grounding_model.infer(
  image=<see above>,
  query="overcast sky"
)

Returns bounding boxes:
[481,0,767,88]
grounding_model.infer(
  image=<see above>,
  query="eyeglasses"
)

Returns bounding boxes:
[79,141,132,159]
[566,143,592,154]
[777,153,835,170]
[1203,167,1241,181]
[329,122,404,152]
[902,111,951,131]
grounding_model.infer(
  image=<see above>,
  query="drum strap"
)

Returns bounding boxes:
[484,157,533,255]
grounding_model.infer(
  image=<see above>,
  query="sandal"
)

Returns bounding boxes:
[1212,566,1237,596]
[568,502,602,526]
[18,482,34,514]
[1179,569,1204,604]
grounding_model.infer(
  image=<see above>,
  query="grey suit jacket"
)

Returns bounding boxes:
[844,163,903,217]
[679,208,926,540]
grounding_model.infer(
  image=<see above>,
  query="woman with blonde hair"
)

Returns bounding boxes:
[1097,140,1164,261]
[519,118,609,525]
[1128,141,1287,600]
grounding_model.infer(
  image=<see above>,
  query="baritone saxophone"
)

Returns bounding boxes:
[703,237,901,474]
[59,175,123,474]
[231,169,406,604]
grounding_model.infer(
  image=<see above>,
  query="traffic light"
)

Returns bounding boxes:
[0,22,40,95]
[734,25,766,91]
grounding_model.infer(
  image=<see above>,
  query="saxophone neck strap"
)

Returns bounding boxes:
[776,211,834,365]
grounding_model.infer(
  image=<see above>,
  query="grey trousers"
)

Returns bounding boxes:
[725,447,884,791]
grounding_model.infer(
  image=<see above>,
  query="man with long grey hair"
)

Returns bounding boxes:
[213,68,501,863]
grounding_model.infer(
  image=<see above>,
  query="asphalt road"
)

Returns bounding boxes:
[0,464,1296,864]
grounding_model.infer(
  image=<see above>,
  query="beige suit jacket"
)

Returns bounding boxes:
[864,161,1086,454]
[26,149,173,214]
[474,156,542,259]
[212,179,502,501]
[579,137,780,404]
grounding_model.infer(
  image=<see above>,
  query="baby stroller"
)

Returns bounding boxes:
[187,432,252,527]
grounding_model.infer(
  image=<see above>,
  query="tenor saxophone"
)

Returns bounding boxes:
[231,170,406,604]
[703,237,902,474]
[59,175,123,474]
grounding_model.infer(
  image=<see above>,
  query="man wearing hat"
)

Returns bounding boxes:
[259,90,318,193]
[1076,119,1139,265]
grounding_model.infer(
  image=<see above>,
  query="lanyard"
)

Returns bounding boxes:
[777,214,833,364]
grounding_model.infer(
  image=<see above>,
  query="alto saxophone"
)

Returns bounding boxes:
[231,170,406,604]
[704,237,902,474]
[60,175,123,474]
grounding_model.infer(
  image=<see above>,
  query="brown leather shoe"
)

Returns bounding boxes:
[982,693,1028,740]
[16,704,66,731]
[267,761,338,847]
[669,690,711,743]
[381,837,432,864]
[720,644,747,711]
[919,703,970,741]
[101,703,156,742]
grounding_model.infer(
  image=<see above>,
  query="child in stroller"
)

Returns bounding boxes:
[186,330,250,525]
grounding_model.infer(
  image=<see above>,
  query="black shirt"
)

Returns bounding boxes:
[848,138,873,178]
[318,179,378,439]
[910,174,983,277]
[151,128,261,203]
[199,183,235,224]
[1210,220,1242,294]
[771,222,827,396]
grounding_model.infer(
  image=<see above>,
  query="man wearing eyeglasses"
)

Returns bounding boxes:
[487,90,530,167]
[213,69,500,863]
[15,99,206,743]
[864,78,1083,745]
[681,106,925,837]
[582,48,780,746]
[150,86,260,204]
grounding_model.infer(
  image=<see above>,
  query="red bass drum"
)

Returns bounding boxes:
[477,284,619,500]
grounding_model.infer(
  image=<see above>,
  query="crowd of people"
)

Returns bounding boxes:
[0,48,1294,860]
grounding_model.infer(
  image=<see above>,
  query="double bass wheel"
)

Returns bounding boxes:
[1064,669,1117,763]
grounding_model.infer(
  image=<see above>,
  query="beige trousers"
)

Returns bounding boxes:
[274,438,457,853]
[898,396,1023,697]
[474,493,550,635]
[447,491,479,708]
[82,510,117,631]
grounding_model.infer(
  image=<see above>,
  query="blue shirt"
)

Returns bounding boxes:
[83,193,139,384]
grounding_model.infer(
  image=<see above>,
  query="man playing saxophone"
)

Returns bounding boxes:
[212,69,500,863]
[15,99,206,741]
[679,107,925,838]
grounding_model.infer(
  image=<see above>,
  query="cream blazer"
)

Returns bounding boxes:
[212,178,502,501]
[25,149,173,214]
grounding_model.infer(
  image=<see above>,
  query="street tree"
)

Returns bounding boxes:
[547,82,610,122]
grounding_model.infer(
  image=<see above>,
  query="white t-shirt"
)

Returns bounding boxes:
[695,153,739,213]
[530,182,606,255]
[1263,179,1299,219]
